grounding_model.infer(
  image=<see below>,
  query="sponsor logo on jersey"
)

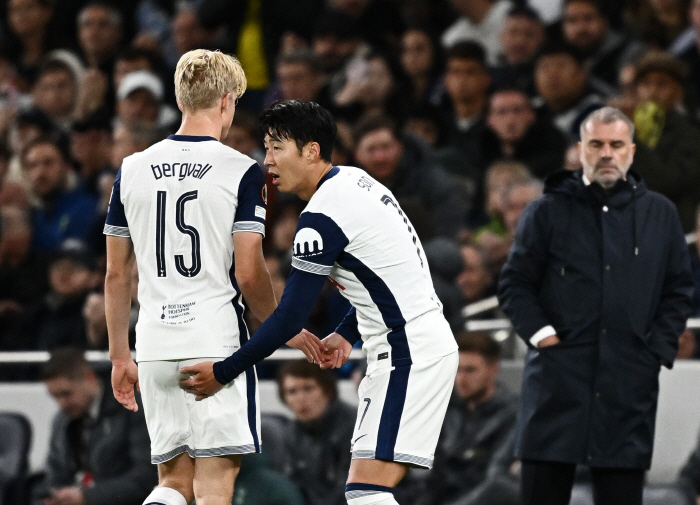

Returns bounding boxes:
[294,228,324,257]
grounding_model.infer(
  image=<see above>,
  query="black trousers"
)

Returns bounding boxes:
[521,459,645,505]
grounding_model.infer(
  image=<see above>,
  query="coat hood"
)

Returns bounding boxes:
[543,168,648,256]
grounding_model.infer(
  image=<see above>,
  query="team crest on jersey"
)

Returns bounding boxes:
[294,228,324,257]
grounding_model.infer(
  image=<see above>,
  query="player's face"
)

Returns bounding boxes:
[263,134,308,196]
[281,375,331,422]
[579,120,635,189]
[454,351,498,403]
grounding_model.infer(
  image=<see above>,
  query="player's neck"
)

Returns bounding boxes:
[176,114,223,141]
[300,162,334,201]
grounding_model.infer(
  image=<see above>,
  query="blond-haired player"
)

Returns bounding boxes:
[104,50,323,505]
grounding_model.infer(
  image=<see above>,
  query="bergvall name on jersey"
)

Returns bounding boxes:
[151,162,213,181]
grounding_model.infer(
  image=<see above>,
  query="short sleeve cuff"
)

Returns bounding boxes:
[530,325,556,347]
[291,256,332,275]
[103,224,130,237]
[232,221,266,236]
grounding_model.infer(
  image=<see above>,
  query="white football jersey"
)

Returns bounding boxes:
[104,135,267,361]
[292,166,457,371]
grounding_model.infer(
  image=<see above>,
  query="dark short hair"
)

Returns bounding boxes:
[537,40,586,65]
[634,50,688,85]
[41,347,93,381]
[563,0,604,14]
[276,360,338,402]
[455,332,501,362]
[446,41,487,68]
[352,114,399,146]
[230,109,259,139]
[21,136,70,168]
[259,100,337,162]
[507,5,543,22]
[276,50,323,74]
[116,46,159,69]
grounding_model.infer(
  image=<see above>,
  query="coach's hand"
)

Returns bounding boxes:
[179,361,223,400]
[111,359,139,412]
[287,328,327,364]
[319,333,353,369]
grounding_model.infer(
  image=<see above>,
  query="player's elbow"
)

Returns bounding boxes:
[235,268,264,293]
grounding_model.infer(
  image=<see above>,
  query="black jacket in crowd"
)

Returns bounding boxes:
[44,381,157,505]
[498,169,693,469]
[419,385,518,505]
[281,400,356,505]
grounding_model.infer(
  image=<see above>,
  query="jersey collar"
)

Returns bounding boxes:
[167,135,218,142]
[317,166,340,189]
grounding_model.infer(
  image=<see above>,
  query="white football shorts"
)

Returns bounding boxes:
[351,351,458,469]
[138,358,261,464]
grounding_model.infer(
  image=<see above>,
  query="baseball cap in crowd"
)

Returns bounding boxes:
[52,239,97,270]
[634,51,688,85]
[117,70,164,102]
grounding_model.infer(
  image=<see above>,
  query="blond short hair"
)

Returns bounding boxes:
[174,49,247,113]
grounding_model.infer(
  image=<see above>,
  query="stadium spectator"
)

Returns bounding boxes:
[501,177,544,238]
[170,7,212,64]
[31,52,84,132]
[562,0,646,87]
[400,27,444,107]
[77,3,123,70]
[3,0,59,83]
[221,110,265,165]
[482,87,568,179]
[353,114,469,239]
[325,0,404,52]
[534,41,610,141]
[70,112,114,198]
[0,143,29,208]
[8,239,99,351]
[0,206,49,346]
[276,360,356,505]
[38,347,156,505]
[457,242,496,305]
[271,50,333,111]
[22,136,97,253]
[441,0,513,65]
[311,10,367,74]
[498,107,694,505]
[439,41,491,166]
[625,0,690,50]
[416,332,519,505]
[491,6,546,96]
[114,70,178,130]
[631,50,700,231]
[333,50,409,124]
[111,120,161,170]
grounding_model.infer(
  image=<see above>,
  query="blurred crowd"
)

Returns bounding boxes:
[3,0,700,363]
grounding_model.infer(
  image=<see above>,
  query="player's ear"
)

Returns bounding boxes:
[307,142,320,160]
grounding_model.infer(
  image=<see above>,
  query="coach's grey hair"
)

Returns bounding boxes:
[579,106,635,140]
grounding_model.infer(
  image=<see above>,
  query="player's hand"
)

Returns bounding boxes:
[179,361,223,401]
[319,333,353,369]
[287,329,327,364]
[111,359,139,412]
[537,335,560,348]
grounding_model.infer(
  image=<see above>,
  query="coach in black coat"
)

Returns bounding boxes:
[498,107,693,505]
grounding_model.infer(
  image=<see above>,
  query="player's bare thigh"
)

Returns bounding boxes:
[193,454,242,505]
[347,458,407,487]
[157,452,195,503]
[156,453,242,505]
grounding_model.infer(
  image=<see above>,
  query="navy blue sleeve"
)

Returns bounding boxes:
[104,168,130,237]
[213,269,327,384]
[335,307,361,345]
[291,212,348,275]
[233,163,267,235]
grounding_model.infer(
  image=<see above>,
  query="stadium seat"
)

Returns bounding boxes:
[0,413,32,505]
